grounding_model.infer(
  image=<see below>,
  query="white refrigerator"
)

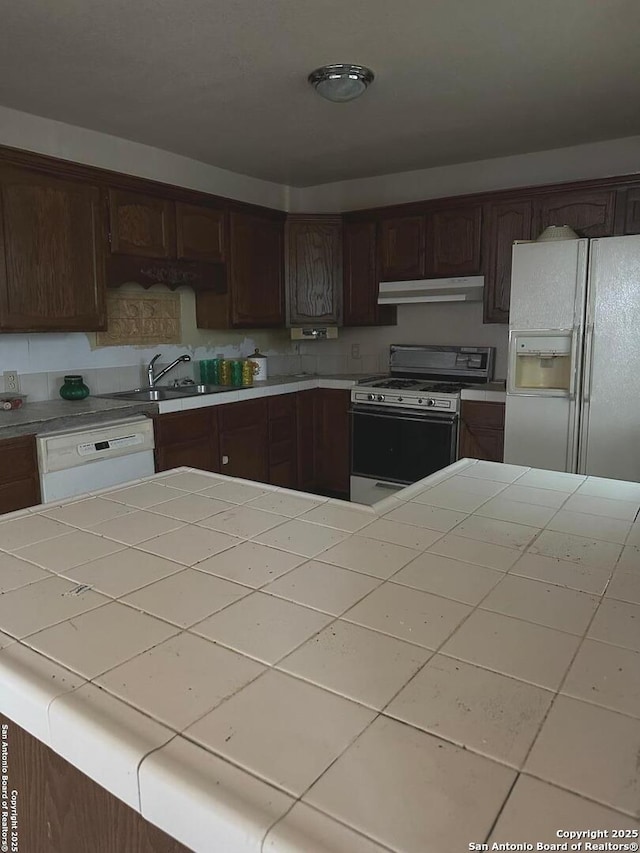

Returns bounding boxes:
[503,235,640,482]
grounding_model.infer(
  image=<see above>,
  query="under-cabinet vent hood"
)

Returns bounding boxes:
[377,276,484,305]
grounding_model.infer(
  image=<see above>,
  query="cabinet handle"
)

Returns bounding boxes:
[222,455,229,466]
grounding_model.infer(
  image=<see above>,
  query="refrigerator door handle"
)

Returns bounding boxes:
[577,241,599,474]
[568,329,580,401]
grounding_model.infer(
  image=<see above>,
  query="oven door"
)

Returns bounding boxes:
[350,404,458,486]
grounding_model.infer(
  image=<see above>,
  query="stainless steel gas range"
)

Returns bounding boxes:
[350,344,495,505]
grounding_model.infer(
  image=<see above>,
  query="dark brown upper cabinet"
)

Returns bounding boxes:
[176,202,226,262]
[533,189,616,238]
[196,211,284,328]
[425,205,482,277]
[0,165,107,332]
[620,187,640,234]
[483,199,533,324]
[379,215,426,280]
[108,189,175,258]
[343,219,397,327]
[285,215,342,326]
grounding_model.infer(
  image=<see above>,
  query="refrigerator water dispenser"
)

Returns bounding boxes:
[508,332,573,394]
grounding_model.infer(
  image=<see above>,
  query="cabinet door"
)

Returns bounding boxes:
[286,215,342,325]
[230,213,284,327]
[218,399,269,481]
[426,205,482,277]
[0,435,40,514]
[534,190,615,238]
[483,199,533,324]
[343,220,397,327]
[0,166,106,331]
[268,394,298,488]
[153,409,219,473]
[459,401,504,462]
[379,216,426,280]
[315,389,350,497]
[109,189,175,258]
[621,187,640,234]
[176,202,226,262]
[296,389,317,492]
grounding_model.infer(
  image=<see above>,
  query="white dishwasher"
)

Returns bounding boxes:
[37,417,156,503]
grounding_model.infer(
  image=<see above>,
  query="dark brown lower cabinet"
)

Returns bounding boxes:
[153,409,219,473]
[459,400,505,462]
[0,713,189,853]
[268,394,297,488]
[0,435,40,515]
[218,398,269,482]
[296,389,317,493]
[314,389,351,499]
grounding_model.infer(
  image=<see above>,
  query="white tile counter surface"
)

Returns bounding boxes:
[1,459,637,852]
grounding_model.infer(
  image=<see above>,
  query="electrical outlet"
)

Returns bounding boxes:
[3,371,19,393]
[351,344,361,359]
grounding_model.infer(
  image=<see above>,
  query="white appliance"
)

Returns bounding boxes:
[37,417,155,503]
[351,344,495,505]
[504,235,640,481]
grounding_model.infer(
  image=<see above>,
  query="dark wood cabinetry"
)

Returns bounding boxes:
[620,187,640,234]
[296,389,317,493]
[459,401,505,463]
[294,388,350,498]
[218,398,269,482]
[533,189,616,238]
[108,189,175,258]
[196,211,284,328]
[176,202,225,262]
[343,220,397,327]
[268,394,298,488]
[0,166,106,332]
[285,215,342,326]
[154,409,219,473]
[483,199,533,324]
[379,215,426,280]
[0,435,41,515]
[1,712,190,853]
[314,389,351,498]
[426,205,482,277]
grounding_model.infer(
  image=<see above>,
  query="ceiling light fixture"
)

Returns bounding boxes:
[308,64,375,103]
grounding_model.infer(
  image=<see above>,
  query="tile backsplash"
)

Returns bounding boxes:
[1,293,508,401]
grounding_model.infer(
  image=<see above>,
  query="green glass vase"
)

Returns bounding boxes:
[59,375,90,401]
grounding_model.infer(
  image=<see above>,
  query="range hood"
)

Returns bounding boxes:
[377,276,484,305]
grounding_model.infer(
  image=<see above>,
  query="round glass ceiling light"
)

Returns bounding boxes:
[308,64,375,103]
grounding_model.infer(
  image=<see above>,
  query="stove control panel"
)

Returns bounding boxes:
[352,390,459,413]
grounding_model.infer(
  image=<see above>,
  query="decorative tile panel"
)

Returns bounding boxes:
[96,292,181,346]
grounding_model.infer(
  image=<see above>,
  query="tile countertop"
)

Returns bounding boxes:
[2,458,633,853]
[0,375,507,439]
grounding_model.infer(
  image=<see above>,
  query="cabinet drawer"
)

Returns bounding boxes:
[461,400,505,429]
[0,478,40,515]
[268,393,296,421]
[218,398,267,432]
[154,410,212,446]
[0,436,38,485]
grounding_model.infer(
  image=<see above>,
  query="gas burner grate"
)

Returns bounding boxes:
[426,382,465,393]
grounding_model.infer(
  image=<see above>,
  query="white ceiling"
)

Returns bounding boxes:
[1,0,639,187]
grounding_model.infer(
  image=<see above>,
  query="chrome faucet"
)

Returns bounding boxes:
[147,353,191,387]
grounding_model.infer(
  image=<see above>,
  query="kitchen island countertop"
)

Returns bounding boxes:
[1,457,635,852]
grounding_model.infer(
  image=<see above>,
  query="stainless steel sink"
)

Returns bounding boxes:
[99,384,233,402]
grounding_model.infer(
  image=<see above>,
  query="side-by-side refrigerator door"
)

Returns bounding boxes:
[578,235,640,481]
[503,239,588,472]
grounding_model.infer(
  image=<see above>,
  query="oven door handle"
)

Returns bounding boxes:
[349,406,458,425]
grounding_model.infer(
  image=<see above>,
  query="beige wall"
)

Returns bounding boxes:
[305,302,509,379]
